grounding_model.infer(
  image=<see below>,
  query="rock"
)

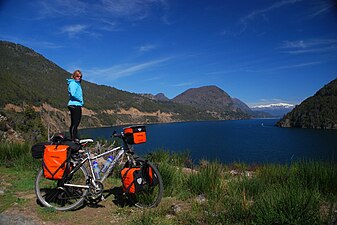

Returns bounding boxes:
[171,204,182,215]
[0,214,39,225]
[195,194,207,204]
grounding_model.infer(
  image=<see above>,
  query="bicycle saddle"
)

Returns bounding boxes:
[79,139,94,144]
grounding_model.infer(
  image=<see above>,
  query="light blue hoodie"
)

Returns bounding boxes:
[67,79,84,106]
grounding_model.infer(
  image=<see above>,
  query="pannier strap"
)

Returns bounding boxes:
[121,168,136,193]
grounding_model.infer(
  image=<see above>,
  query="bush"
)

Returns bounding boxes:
[186,162,223,200]
[0,142,39,170]
[252,183,322,224]
[291,161,337,197]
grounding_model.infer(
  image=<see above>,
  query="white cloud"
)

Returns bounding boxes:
[37,0,87,17]
[239,0,303,31]
[101,0,169,20]
[138,44,157,52]
[171,81,196,87]
[306,1,337,18]
[245,61,322,73]
[279,39,337,54]
[84,57,172,82]
[221,0,303,36]
[60,24,101,38]
[34,0,170,38]
[61,24,87,34]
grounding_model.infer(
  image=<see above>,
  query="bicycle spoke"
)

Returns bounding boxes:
[35,166,89,211]
[124,158,163,208]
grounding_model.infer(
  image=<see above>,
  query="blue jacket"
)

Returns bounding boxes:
[67,79,84,106]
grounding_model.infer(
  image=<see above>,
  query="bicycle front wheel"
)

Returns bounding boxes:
[35,165,89,211]
[127,158,164,208]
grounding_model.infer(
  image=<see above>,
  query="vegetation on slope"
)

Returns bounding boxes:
[277,78,337,129]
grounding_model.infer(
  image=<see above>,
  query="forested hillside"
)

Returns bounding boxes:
[277,77,337,129]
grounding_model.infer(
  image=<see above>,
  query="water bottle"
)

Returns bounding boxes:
[93,161,101,179]
[101,156,114,173]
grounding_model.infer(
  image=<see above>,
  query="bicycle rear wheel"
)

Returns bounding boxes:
[35,165,89,211]
[126,158,164,208]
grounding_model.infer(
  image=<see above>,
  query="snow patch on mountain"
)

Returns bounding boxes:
[251,103,295,109]
[250,103,295,117]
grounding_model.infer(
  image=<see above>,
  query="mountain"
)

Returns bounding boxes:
[154,93,170,102]
[141,93,170,102]
[0,41,216,135]
[231,98,252,114]
[251,103,295,117]
[230,98,272,118]
[276,78,337,129]
[172,86,251,119]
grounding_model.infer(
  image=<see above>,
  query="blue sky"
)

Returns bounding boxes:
[1,0,337,107]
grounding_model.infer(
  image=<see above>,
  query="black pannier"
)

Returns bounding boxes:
[31,134,81,159]
[31,142,52,159]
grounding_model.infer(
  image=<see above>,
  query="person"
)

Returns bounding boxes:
[67,70,84,141]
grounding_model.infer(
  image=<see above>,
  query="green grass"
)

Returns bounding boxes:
[146,151,337,224]
[0,142,40,170]
[252,183,321,225]
[1,144,337,224]
[0,167,37,212]
[0,142,40,212]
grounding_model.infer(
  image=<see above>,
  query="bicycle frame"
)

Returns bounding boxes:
[63,145,127,189]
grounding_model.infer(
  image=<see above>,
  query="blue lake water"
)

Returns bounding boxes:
[80,119,337,164]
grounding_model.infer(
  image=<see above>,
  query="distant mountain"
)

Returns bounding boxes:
[154,93,170,102]
[141,93,170,102]
[277,78,337,129]
[172,86,250,119]
[230,98,272,118]
[251,103,295,117]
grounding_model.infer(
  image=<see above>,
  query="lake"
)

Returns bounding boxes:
[80,119,337,164]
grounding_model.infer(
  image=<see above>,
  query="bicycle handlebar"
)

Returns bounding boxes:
[112,131,132,151]
[112,132,123,139]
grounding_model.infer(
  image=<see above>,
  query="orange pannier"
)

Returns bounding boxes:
[43,145,70,180]
[121,167,143,193]
[123,125,146,145]
[121,164,159,193]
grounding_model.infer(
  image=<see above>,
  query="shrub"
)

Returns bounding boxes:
[186,162,223,200]
[158,162,189,198]
[0,142,39,170]
[252,183,322,225]
[291,161,337,197]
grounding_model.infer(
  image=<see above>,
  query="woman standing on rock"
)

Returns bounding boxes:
[67,70,84,141]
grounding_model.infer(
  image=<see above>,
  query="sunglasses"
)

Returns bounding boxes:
[75,75,82,78]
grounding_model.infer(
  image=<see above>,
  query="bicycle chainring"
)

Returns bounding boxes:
[88,180,104,199]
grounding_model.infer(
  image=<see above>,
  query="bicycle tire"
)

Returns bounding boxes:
[35,165,89,211]
[125,158,164,208]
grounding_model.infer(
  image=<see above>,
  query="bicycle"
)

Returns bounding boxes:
[34,128,164,211]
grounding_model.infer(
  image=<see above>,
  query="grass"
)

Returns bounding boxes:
[0,142,40,170]
[146,151,337,224]
[1,143,337,224]
[0,167,37,212]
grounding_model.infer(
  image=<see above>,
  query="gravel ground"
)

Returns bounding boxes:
[0,213,40,225]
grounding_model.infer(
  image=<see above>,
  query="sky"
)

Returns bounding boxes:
[1,0,337,107]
